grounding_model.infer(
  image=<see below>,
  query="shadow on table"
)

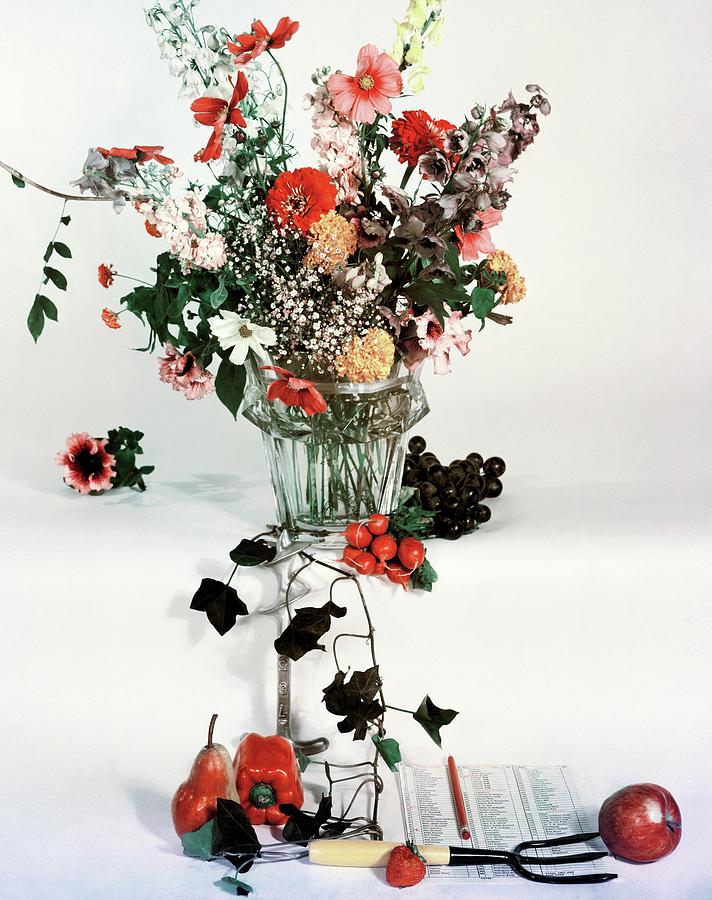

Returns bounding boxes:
[122,777,176,850]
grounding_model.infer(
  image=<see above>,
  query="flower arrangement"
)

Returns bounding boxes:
[9,0,549,423]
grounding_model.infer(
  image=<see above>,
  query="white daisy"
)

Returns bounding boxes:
[210,312,277,365]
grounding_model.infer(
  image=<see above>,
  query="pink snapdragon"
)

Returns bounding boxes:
[139,191,227,271]
[305,84,362,204]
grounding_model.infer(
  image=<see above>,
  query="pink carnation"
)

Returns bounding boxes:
[404,306,472,375]
[56,432,116,494]
[158,342,215,400]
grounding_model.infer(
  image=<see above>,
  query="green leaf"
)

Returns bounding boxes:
[43,266,67,291]
[411,557,438,593]
[274,601,347,662]
[60,214,71,226]
[181,818,216,860]
[413,695,458,748]
[27,297,45,342]
[38,295,58,322]
[220,875,254,896]
[43,243,53,263]
[372,734,402,772]
[229,538,276,567]
[470,287,496,322]
[52,241,72,259]
[212,799,261,858]
[295,747,310,774]
[404,280,470,313]
[209,276,228,309]
[215,359,246,420]
[191,578,249,636]
[443,243,463,287]
[11,174,25,188]
[281,795,333,845]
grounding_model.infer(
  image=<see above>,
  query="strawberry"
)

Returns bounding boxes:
[386,841,427,888]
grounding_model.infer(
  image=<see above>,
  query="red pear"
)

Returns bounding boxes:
[171,713,238,837]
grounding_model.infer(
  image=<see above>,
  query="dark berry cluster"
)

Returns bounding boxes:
[402,435,506,540]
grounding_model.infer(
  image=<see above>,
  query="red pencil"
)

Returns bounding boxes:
[447,755,471,841]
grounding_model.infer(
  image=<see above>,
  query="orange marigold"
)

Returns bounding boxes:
[334,328,395,383]
[303,211,358,275]
[101,308,121,329]
[486,250,526,305]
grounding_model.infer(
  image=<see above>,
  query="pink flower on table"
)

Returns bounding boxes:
[158,342,215,400]
[404,306,472,375]
[56,432,116,494]
[454,208,503,261]
[327,44,403,125]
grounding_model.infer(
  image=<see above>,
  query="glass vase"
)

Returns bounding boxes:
[242,357,429,534]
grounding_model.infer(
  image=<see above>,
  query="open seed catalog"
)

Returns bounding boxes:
[398,763,609,881]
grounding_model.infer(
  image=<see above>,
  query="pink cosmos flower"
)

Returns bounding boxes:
[404,306,472,375]
[327,44,403,125]
[56,432,116,494]
[158,342,215,400]
[454,208,503,261]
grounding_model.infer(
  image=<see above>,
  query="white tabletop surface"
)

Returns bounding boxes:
[1,463,710,900]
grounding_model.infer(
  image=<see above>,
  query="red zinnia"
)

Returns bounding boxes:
[227,17,299,65]
[390,110,457,166]
[265,167,337,234]
[101,308,121,329]
[191,72,249,163]
[97,145,173,165]
[55,432,116,495]
[98,263,116,288]
[260,366,327,416]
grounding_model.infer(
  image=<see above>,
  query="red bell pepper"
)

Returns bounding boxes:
[233,733,304,826]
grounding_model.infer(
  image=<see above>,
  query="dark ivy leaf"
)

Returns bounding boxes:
[27,297,45,342]
[43,243,53,263]
[413,695,459,748]
[281,795,333,845]
[274,601,347,661]
[181,818,216,860]
[43,266,67,291]
[229,538,276,567]
[212,799,261,859]
[60,214,71,225]
[372,734,402,772]
[215,358,246,420]
[11,174,25,188]
[322,666,383,741]
[191,578,248,636]
[220,875,254,896]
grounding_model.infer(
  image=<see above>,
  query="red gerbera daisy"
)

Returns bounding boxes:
[55,432,116,495]
[390,110,457,166]
[265,167,337,234]
[227,17,299,65]
[98,263,116,288]
[191,72,249,163]
[260,366,327,416]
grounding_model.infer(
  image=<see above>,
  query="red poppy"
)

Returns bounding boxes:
[98,263,116,288]
[190,71,249,163]
[265,167,337,234]
[260,365,327,416]
[227,17,299,65]
[97,145,173,165]
[390,110,457,166]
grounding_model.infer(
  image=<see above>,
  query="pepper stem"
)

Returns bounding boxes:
[207,713,218,749]
[249,782,276,809]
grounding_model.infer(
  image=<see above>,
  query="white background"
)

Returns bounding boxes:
[1,1,711,898]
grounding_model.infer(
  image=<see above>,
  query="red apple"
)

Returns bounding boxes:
[598,783,682,863]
